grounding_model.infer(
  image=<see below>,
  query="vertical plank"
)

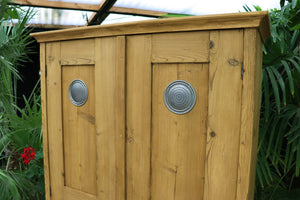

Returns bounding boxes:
[46,42,64,200]
[95,36,125,200]
[40,42,50,200]
[236,29,262,200]
[204,30,244,200]
[151,64,208,200]
[126,35,152,200]
[62,66,96,195]
[115,36,126,200]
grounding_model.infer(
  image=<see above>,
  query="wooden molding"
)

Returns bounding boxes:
[31,11,271,43]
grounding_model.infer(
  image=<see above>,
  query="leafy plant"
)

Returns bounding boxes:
[245,0,300,199]
[0,0,44,199]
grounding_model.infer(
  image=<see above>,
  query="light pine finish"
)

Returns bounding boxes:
[61,39,95,65]
[95,36,126,200]
[31,11,270,43]
[236,29,263,200]
[46,42,64,200]
[151,63,208,199]
[204,30,244,200]
[62,65,96,195]
[152,32,209,63]
[40,43,50,200]
[36,12,270,200]
[126,35,152,200]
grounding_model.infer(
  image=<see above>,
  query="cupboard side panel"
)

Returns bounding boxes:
[46,42,64,200]
[126,35,152,200]
[204,30,244,200]
[236,29,262,200]
[40,43,50,200]
[95,36,126,200]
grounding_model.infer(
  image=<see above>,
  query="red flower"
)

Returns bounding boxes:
[21,146,36,165]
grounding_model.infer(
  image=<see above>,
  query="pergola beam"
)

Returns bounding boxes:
[110,7,168,17]
[12,0,169,18]
[12,0,98,11]
[87,0,117,25]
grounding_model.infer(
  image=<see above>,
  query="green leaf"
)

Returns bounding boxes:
[262,70,271,121]
[290,30,299,47]
[281,60,295,96]
[270,66,287,105]
[296,138,300,176]
[266,67,281,112]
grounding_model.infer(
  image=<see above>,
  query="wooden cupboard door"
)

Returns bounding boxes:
[126,32,210,200]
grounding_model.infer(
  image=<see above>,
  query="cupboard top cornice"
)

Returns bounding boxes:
[31,11,270,43]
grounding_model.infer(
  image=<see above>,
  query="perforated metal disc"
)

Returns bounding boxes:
[164,80,196,115]
[68,79,88,106]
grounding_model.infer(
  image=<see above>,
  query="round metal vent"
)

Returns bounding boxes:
[68,79,88,106]
[164,80,196,114]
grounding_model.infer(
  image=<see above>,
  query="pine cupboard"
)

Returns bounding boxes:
[31,11,270,200]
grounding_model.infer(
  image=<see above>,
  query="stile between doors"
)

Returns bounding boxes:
[33,11,270,200]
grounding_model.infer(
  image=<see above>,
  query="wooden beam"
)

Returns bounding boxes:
[87,0,117,26]
[12,0,98,11]
[12,0,170,18]
[7,22,82,29]
[110,7,168,17]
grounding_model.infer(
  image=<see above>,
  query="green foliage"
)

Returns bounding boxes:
[0,0,43,199]
[246,1,300,199]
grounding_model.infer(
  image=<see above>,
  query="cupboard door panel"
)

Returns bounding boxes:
[62,65,96,195]
[151,63,208,200]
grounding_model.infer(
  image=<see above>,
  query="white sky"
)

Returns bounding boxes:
[31,0,281,25]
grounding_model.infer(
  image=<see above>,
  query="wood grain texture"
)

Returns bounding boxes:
[46,42,64,200]
[61,39,95,65]
[95,36,125,200]
[31,11,270,43]
[40,43,50,200]
[203,30,244,200]
[151,63,208,200]
[62,66,96,195]
[152,32,209,63]
[236,29,262,200]
[126,35,152,200]
[64,187,96,200]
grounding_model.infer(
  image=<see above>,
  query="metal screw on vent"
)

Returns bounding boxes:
[68,79,88,106]
[164,80,196,114]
